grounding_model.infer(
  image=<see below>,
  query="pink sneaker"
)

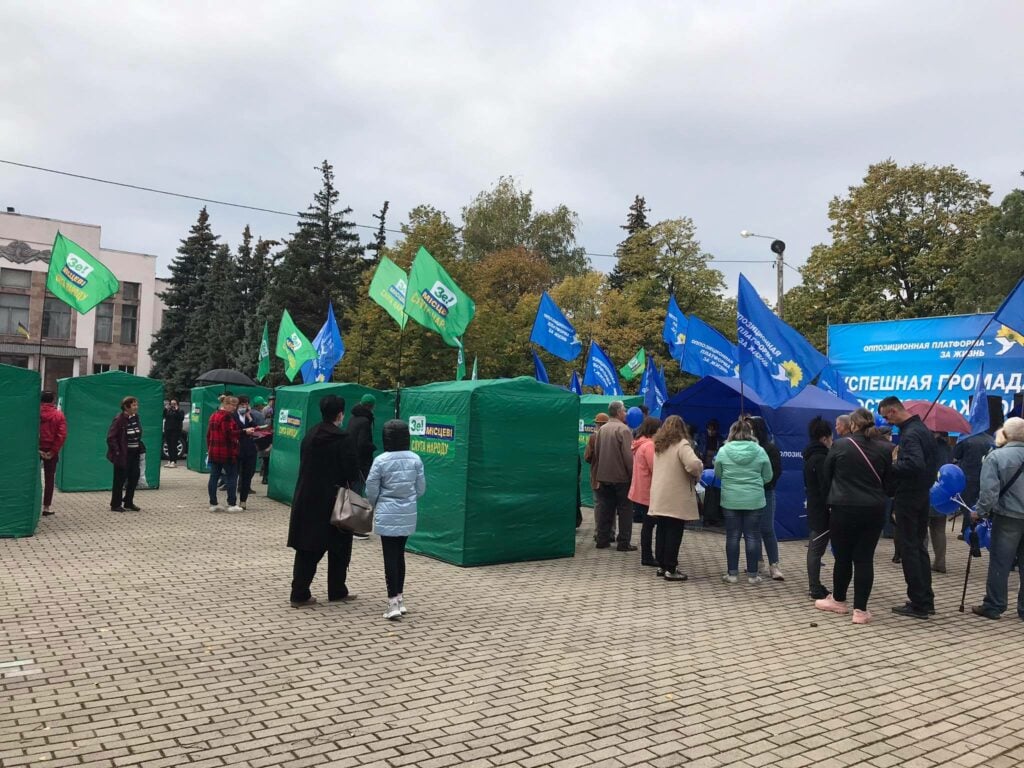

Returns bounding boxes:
[852,609,872,625]
[814,595,849,615]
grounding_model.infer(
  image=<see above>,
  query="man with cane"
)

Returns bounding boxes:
[970,418,1024,620]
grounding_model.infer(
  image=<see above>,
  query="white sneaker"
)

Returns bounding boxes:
[770,564,785,581]
[722,574,738,584]
[209,505,224,513]
[748,574,764,585]
[397,595,408,615]
[226,505,243,513]
[383,601,402,620]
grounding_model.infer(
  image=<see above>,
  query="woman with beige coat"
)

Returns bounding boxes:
[648,415,705,581]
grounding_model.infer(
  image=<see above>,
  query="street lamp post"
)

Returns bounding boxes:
[740,231,786,319]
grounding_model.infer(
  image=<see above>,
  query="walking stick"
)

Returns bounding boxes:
[958,521,981,613]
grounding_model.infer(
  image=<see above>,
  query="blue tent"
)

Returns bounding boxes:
[662,376,859,539]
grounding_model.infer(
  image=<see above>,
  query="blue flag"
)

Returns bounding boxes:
[569,370,582,395]
[300,302,345,384]
[681,315,739,378]
[640,356,667,417]
[582,341,623,396]
[530,291,582,361]
[663,295,688,361]
[965,363,990,439]
[737,274,827,408]
[532,349,549,384]
[817,363,853,403]
[994,274,1024,337]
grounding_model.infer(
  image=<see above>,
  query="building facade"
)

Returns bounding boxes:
[0,210,162,391]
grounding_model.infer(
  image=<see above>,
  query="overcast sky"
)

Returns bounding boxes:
[2,1,1021,301]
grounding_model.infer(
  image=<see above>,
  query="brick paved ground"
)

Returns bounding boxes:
[3,468,1024,768]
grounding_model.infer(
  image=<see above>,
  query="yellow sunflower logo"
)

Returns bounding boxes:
[995,325,1024,355]
[677,333,686,346]
[780,360,803,387]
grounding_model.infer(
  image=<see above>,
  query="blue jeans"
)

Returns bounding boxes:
[981,515,1024,618]
[725,507,764,576]
[759,490,780,566]
[209,462,238,506]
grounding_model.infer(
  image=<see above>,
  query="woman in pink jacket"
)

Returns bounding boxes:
[629,417,661,566]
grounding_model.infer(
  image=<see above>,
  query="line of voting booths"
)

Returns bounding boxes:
[1,368,164,538]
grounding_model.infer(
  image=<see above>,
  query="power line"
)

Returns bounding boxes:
[0,158,778,265]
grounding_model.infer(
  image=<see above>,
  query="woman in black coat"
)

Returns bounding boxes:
[287,395,361,607]
[803,416,833,599]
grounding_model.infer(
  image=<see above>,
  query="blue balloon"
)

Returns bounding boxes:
[874,413,888,428]
[929,483,952,509]
[976,521,992,550]
[937,464,966,495]
[932,497,959,516]
[700,469,720,488]
[626,406,644,430]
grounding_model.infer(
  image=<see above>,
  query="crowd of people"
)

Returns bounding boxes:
[584,396,1024,625]
[36,384,1023,623]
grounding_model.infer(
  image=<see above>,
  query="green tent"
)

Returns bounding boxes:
[578,394,643,507]
[400,377,578,567]
[56,370,164,491]
[0,364,42,537]
[186,384,272,473]
[268,383,394,505]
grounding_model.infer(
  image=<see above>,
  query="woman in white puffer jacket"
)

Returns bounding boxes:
[365,419,426,620]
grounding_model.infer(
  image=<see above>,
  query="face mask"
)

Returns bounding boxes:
[238,407,248,414]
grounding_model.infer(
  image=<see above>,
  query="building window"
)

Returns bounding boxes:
[0,355,29,367]
[0,268,32,289]
[42,297,72,340]
[95,301,114,343]
[120,304,138,345]
[0,293,30,335]
[121,282,140,301]
[93,363,111,374]
[117,364,136,374]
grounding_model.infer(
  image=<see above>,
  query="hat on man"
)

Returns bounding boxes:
[595,413,610,425]
[252,396,267,408]
[360,394,377,406]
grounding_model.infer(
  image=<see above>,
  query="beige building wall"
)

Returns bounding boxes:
[0,211,161,389]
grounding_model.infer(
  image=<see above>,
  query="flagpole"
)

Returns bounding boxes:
[394,324,406,419]
[740,379,746,417]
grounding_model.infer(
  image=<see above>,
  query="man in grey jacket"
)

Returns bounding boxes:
[971,417,1024,620]
[592,401,635,551]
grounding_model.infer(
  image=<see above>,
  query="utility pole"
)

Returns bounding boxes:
[770,239,786,319]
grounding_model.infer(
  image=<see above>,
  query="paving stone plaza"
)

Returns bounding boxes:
[3,469,1024,767]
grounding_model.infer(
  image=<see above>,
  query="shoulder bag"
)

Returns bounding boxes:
[331,482,374,534]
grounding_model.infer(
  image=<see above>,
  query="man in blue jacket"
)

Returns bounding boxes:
[880,396,938,619]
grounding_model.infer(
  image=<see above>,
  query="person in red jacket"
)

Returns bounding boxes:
[39,390,67,516]
[207,394,242,512]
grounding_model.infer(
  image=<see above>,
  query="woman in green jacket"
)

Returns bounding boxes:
[715,418,773,584]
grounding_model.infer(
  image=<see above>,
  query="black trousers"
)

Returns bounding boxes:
[595,482,632,547]
[164,431,181,462]
[237,453,258,502]
[894,494,935,612]
[290,528,353,602]
[654,517,685,573]
[381,535,408,598]
[635,503,656,563]
[111,449,141,508]
[830,504,886,611]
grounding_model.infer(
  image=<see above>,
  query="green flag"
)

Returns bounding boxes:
[471,356,478,381]
[257,322,271,382]
[404,246,475,347]
[275,310,316,382]
[456,340,466,381]
[619,348,646,381]
[368,256,408,329]
[46,232,119,313]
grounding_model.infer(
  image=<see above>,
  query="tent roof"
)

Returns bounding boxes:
[666,376,859,413]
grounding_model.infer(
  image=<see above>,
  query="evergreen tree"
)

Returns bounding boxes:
[150,207,220,396]
[608,195,652,289]
[264,160,365,337]
[194,243,241,371]
[366,200,390,260]
[231,228,278,375]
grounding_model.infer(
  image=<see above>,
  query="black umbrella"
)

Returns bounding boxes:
[195,369,257,387]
